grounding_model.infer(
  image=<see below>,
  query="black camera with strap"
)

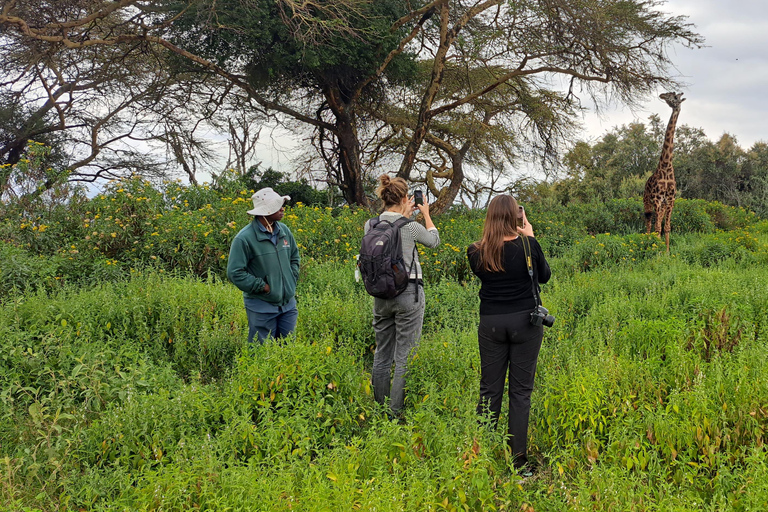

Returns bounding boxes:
[521,236,555,328]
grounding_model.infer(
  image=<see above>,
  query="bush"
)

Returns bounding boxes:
[703,201,757,230]
[0,242,127,298]
[671,199,717,233]
[2,178,758,286]
[4,241,768,509]
[564,233,664,272]
[5,274,247,381]
[676,229,768,267]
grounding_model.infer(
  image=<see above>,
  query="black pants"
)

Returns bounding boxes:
[477,310,543,468]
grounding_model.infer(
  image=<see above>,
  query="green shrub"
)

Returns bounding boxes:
[704,201,757,230]
[671,198,717,233]
[0,242,127,298]
[222,339,372,463]
[612,318,686,362]
[4,184,768,511]
[295,262,375,354]
[676,229,768,267]
[0,242,58,295]
[5,275,247,381]
[564,233,664,272]
[79,384,226,471]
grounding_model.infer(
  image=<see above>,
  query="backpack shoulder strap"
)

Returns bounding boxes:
[391,216,413,229]
[371,215,412,230]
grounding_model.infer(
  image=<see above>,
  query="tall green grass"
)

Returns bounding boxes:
[3,248,768,510]
[2,193,768,511]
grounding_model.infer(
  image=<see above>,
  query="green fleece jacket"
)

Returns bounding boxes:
[226,220,300,305]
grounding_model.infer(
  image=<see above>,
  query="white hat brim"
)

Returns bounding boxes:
[247,194,291,216]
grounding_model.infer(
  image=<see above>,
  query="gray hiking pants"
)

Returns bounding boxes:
[371,284,425,414]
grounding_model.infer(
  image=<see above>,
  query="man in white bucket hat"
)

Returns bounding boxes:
[227,187,300,343]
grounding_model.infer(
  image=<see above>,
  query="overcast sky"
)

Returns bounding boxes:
[582,0,768,149]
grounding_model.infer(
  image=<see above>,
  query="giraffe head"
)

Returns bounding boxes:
[659,92,685,109]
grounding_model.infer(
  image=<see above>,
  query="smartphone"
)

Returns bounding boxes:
[414,189,424,206]
[517,205,525,227]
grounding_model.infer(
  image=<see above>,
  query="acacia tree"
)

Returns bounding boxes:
[0,0,267,189]
[372,62,579,212]
[391,0,702,182]
[1,28,172,183]
[1,0,703,205]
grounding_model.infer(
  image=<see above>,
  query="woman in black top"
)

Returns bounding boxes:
[467,195,551,474]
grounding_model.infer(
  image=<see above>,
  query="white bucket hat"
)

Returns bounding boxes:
[246,187,291,216]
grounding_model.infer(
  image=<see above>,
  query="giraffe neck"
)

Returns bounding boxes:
[654,107,680,179]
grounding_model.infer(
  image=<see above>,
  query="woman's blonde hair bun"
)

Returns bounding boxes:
[376,174,408,208]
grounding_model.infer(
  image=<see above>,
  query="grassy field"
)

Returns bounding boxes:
[2,179,768,511]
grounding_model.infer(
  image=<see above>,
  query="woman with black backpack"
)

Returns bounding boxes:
[364,174,440,420]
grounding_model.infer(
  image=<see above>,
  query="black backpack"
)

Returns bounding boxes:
[358,216,416,299]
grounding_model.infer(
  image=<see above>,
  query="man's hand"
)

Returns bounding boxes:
[262,283,270,294]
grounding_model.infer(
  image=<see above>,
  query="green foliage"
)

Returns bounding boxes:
[675,229,768,268]
[4,180,768,510]
[703,200,757,230]
[0,140,72,212]
[565,233,664,271]
[4,274,247,381]
[575,198,646,235]
[296,262,375,353]
[3,177,759,296]
[559,121,660,203]
[244,166,337,206]
[171,0,417,91]
[671,198,717,233]
[0,241,126,296]
[224,340,371,462]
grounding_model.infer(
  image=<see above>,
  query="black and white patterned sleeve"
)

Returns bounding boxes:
[409,222,440,248]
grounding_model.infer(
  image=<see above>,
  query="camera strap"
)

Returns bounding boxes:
[521,235,542,307]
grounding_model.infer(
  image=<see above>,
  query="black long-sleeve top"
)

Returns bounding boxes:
[467,236,551,316]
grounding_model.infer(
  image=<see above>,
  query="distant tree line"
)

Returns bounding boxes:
[518,116,768,217]
[213,166,341,207]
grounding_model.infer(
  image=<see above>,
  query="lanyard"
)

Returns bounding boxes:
[521,236,542,307]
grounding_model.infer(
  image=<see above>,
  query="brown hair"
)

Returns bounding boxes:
[376,174,409,208]
[472,195,520,272]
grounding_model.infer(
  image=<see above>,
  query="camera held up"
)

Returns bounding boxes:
[530,305,555,327]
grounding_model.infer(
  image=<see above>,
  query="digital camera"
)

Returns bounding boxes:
[530,305,555,327]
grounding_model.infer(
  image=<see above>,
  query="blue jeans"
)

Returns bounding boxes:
[371,285,425,414]
[244,298,298,344]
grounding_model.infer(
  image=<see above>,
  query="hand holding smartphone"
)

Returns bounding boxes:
[517,205,525,227]
[414,190,424,206]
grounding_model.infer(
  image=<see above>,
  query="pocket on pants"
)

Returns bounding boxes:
[395,285,424,312]
[479,310,536,344]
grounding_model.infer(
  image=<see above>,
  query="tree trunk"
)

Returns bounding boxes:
[336,115,367,206]
[429,150,465,214]
[325,86,368,206]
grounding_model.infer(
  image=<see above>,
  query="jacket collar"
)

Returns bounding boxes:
[250,219,284,241]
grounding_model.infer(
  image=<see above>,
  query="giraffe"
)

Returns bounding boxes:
[643,92,685,252]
